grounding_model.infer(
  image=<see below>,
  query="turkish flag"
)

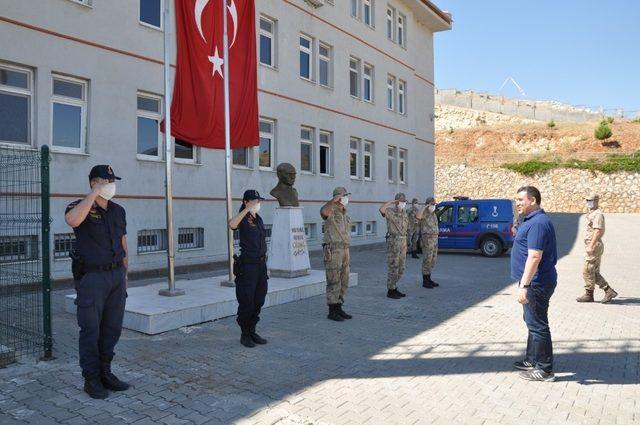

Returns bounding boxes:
[163,0,259,149]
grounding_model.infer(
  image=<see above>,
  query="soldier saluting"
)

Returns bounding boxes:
[380,193,409,299]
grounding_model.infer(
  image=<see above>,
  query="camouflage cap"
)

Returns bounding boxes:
[585,193,600,201]
[395,193,407,202]
[332,187,351,197]
[425,196,435,204]
[411,198,418,203]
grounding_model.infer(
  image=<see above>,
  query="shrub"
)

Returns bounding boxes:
[547,120,556,129]
[594,121,613,142]
[501,151,640,175]
[606,116,615,124]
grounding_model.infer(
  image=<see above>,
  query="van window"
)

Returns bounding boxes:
[437,206,453,223]
[458,206,479,223]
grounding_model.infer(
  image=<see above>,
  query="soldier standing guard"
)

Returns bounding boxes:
[64,165,130,399]
[416,197,440,289]
[576,193,618,303]
[380,193,409,299]
[406,198,420,258]
[320,187,352,321]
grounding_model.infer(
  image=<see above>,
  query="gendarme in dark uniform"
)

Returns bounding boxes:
[65,165,130,399]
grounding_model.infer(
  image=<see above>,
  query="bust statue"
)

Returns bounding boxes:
[270,163,299,207]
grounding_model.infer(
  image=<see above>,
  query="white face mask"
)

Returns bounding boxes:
[586,201,595,209]
[340,196,349,206]
[250,203,261,214]
[398,202,407,210]
[99,182,116,201]
[428,205,436,213]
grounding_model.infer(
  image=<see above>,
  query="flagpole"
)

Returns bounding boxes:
[220,0,236,287]
[159,0,184,297]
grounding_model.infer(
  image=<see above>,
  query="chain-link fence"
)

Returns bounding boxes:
[0,145,52,366]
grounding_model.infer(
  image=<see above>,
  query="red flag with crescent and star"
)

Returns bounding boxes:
[164,0,258,149]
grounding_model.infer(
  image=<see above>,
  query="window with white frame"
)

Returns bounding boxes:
[137,93,162,158]
[300,126,314,173]
[259,16,276,67]
[69,0,92,5]
[304,223,317,240]
[0,235,38,263]
[349,57,360,98]
[137,229,167,253]
[351,222,363,236]
[140,0,162,29]
[363,0,373,26]
[259,118,275,170]
[386,6,395,40]
[350,0,359,18]
[0,64,32,145]
[299,34,313,81]
[319,130,332,176]
[175,139,195,162]
[388,145,396,182]
[365,221,377,235]
[51,76,87,152]
[397,13,406,47]
[399,148,407,184]
[398,79,406,115]
[387,75,396,110]
[364,140,374,180]
[178,227,204,250]
[363,63,373,102]
[232,147,251,168]
[349,137,360,178]
[318,42,332,87]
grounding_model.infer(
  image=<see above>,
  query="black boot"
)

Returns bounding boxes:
[240,332,256,348]
[395,288,406,297]
[428,274,440,287]
[387,289,402,299]
[249,325,268,344]
[100,357,130,392]
[84,376,108,399]
[422,275,435,288]
[327,304,345,321]
[337,304,352,319]
[411,251,419,259]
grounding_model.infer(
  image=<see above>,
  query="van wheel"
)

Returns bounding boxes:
[480,237,503,257]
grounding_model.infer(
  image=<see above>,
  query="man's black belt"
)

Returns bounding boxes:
[84,261,123,272]
[239,256,266,264]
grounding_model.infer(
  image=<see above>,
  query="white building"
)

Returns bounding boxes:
[0,0,451,280]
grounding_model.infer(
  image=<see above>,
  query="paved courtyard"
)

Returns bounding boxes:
[1,213,639,425]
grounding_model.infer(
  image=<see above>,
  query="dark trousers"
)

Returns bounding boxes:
[523,284,555,373]
[235,260,268,332]
[75,268,127,379]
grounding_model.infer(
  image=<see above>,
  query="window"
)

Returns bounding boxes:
[304,223,318,241]
[363,63,373,102]
[398,80,406,115]
[397,13,406,47]
[51,76,87,152]
[351,222,363,236]
[69,0,92,5]
[387,146,396,182]
[350,0,359,18]
[0,64,32,145]
[365,221,377,235]
[437,206,453,223]
[175,139,195,162]
[0,235,38,263]
[386,6,395,40]
[140,0,162,29]
[300,126,314,173]
[137,229,167,254]
[458,206,479,223]
[349,137,360,178]
[363,0,373,26]
[399,148,407,184]
[299,34,313,81]
[318,42,332,87]
[349,57,360,98]
[178,227,204,250]
[387,75,396,110]
[232,147,251,168]
[54,233,76,259]
[364,140,374,180]
[259,16,276,67]
[259,118,275,170]
[319,130,332,176]
[137,93,162,158]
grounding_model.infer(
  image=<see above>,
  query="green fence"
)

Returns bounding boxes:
[0,145,52,365]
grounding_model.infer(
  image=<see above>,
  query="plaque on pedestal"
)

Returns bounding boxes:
[267,207,310,278]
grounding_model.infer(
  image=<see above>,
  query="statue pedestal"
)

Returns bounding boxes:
[268,207,310,278]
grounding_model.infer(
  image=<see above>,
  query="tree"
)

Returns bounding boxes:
[594,120,613,143]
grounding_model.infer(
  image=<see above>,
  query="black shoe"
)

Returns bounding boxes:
[84,377,108,399]
[240,333,256,347]
[337,305,352,319]
[513,360,535,371]
[395,288,406,297]
[100,358,130,391]
[249,327,268,345]
[428,274,440,287]
[327,304,345,321]
[518,369,556,382]
[387,289,402,299]
[422,275,435,289]
[411,252,419,259]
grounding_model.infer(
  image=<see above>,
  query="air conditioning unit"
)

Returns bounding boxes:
[304,0,324,8]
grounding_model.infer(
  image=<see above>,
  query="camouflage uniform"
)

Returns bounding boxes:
[582,209,609,290]
[420,210,439,275]
[406,205,420,252]
[322,204,351,305]
[385,207,408,290]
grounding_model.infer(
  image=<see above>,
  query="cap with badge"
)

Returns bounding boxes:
[332,187,351,197]
[243,189,265,201]
[89,165,121,181]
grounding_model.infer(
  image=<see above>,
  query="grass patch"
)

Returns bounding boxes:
[501,151,640,175]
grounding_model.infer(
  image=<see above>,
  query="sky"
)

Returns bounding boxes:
[433,0,640,115]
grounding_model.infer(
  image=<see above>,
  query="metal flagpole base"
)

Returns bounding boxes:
[220,280,235,287]
[158,288,186,297]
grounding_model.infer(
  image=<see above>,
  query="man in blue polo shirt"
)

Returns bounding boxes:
[511,186,558,382]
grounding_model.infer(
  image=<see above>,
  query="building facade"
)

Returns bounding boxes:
[0,0,451,280]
